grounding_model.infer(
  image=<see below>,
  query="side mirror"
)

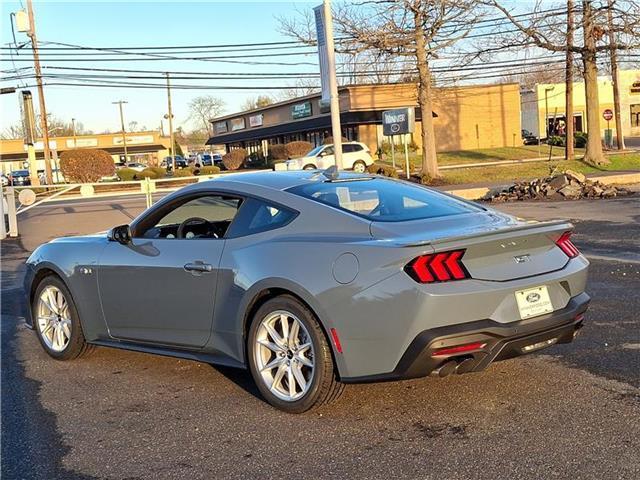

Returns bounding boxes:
[318,151,327,157]
[108,224,131,245]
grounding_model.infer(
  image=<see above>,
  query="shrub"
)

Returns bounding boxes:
[59,148,115,183]
[173,167,196,177]
[367,163,399,178]
[149,166,167,177]
[199,165,220,175]
[222,148,247,170]
[322,136,348,145]
[574,132,588,148]
[547,135,565,146]
[269,144,287,160]
[135,168,159,180]
[285,141,313,159]
[116,167,138,182]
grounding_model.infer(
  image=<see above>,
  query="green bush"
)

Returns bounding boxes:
[547,135,565,146]
[223,148,247,170]
[367,163,399,178]
[574,132,588,148]
[199,165,220,175]
[269,144,287,160]
[149,166,167,176]
[116,167,138,181]
[285,141,313,159]
[173,167,196,177]
[59,148,116,183]
[135,168,159,180]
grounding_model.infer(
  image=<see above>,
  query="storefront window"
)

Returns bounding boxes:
[631,104,640,128]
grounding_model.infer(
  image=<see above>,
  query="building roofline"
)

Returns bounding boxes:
[209,81,521,123]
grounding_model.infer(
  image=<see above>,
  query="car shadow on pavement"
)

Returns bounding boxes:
[1,239,98,480]
[211,365,262,400]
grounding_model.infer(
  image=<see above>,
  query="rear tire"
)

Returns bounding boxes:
[352,160,367,173]
[32,275,93,360]
[248,295,344,413]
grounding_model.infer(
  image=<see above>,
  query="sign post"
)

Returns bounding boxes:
[603,109,613,148]
[390,137,396,168]
[314,0,343,169]
[382,107,415,178]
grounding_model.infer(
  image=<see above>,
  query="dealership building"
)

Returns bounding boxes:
[206,82,523,158]
[0,130,172,174]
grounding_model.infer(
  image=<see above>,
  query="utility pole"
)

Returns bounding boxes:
[165,73,176,171]
[72,117,77,148]
[112,100,129,163]
[322,0,343,169]
[607,0,625,150]
[26,0,52,185]
[565,0,575,160]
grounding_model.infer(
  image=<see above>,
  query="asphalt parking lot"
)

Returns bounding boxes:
[2,193,639,480]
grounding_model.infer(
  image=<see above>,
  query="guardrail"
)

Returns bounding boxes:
[12,170,259,216]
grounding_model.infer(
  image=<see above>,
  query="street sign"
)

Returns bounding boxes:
[602,109,614,121]
[382,108,415,136]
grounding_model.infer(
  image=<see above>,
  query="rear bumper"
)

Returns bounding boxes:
[342,292,590,383]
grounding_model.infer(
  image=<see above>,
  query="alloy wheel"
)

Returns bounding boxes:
[37,285,72,352]
[254,310,315,402]
[353,162,366,173]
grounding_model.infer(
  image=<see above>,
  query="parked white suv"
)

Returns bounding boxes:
[285,142,374,173]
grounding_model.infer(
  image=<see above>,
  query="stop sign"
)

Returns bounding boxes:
[603,109,614,121]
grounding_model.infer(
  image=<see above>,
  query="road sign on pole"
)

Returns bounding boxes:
[382,108,415,136]
[602,109,613,121]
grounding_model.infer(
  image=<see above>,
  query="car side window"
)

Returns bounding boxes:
[226,197,297,238]
[137,195,242,240]
[342,144,355,153]
[323,146,335,156]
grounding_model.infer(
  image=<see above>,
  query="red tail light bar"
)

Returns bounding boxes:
[556,231,580,258]
[405,249,470,283]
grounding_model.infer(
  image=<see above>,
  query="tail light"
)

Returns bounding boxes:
[556,231,580,258]
[405,249,470,283]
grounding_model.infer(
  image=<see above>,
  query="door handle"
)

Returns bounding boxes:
[184,262,213,273]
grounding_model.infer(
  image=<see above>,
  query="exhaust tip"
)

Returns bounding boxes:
[431,360,457,378]
[455,357,476,375]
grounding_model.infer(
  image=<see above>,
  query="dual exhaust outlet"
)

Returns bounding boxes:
[430,357,476,378]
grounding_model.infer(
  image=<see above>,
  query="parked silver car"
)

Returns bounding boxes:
[25,170,589,412]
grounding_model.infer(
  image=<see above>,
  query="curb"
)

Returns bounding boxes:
[444,172,640,200]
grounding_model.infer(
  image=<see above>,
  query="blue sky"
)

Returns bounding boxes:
[1,1,318,134]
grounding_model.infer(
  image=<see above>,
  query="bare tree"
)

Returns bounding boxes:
[1,114,90,140]
[187,95,225,134]
[241,95,275,111]
[486,0,640,166]
[279,0,484,178]
[276,77,321,101]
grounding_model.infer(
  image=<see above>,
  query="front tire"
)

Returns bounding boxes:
[248,295,343,413]
[352,160,367,173]
[32,275,92,360]
[302,164,317,170]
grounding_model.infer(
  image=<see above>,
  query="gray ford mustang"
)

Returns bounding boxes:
[25,170,590,413]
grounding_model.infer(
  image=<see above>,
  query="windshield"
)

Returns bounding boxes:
[287,178,482,222]
[304,146,324,157]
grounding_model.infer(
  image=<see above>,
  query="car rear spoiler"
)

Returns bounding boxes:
[395,219,574,248]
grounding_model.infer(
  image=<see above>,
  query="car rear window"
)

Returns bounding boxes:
[287,178,481,222]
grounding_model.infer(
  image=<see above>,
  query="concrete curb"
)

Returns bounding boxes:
[444,172,640,200]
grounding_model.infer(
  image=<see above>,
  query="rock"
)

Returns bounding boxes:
[565,169,587,183]
[558,184,582,198]
[548,175,569,190]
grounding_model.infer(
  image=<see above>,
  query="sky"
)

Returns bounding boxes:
[0,1,318,134]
